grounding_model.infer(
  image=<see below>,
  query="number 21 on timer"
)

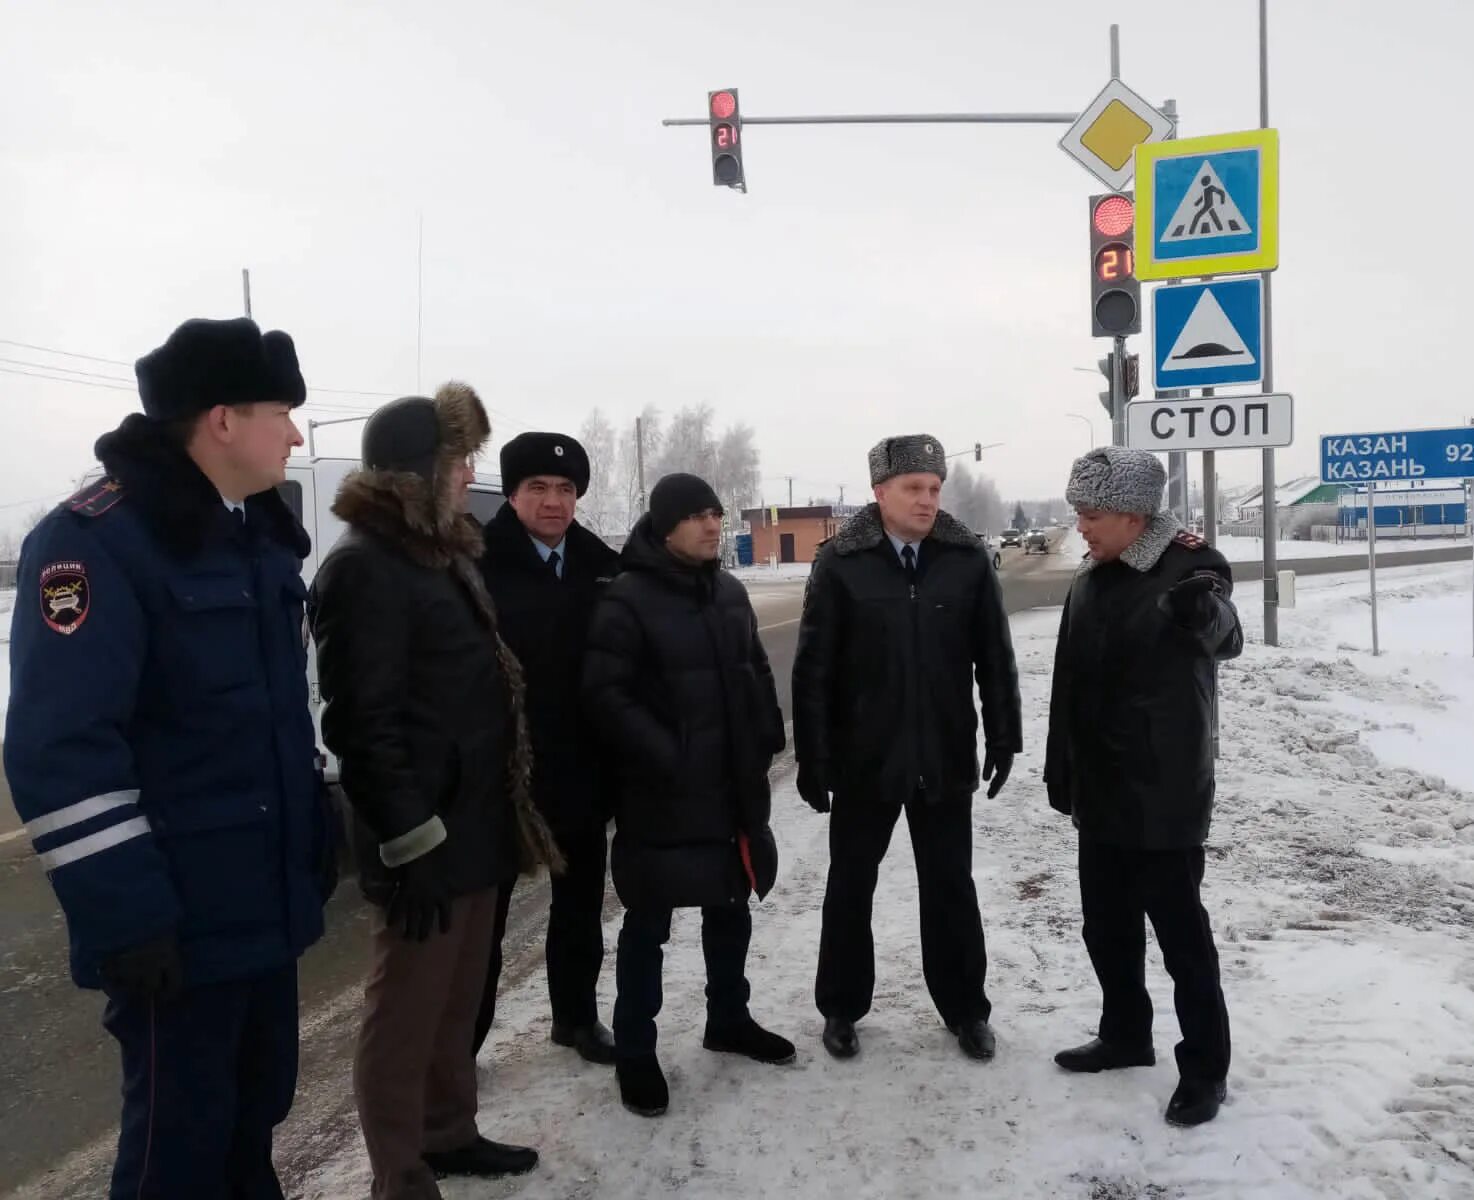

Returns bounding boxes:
[714,124,739,148]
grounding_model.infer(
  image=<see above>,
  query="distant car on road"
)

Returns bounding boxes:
[1000,528,1022,548]
[976,533,1002,571]
[1024,528,1050,555]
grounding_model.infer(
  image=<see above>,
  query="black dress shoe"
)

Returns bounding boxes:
[422,1135,538,1178]
[948,1019,997,1061]
[1166,1078,1227,1127]
[616,1053,669,1117]
[704,1017,796,1064]
[1054,1037,1156,1073]
[822,1017,859,1059]
[551,1020,617,1065]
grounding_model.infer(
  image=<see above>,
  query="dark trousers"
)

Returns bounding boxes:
[815,791,990,1028]
[472,829,608,1053]
[1078,836,1231,1082]
[104,964,299,1200]
[356,889,498,1200]
[612,904,752,1058]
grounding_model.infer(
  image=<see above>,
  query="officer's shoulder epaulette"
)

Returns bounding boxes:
[66,477,127,519]
[1172,529,1207,551]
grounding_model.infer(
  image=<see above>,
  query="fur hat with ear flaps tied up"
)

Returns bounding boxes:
[1065,445,1166,516]
[332,382,565,877]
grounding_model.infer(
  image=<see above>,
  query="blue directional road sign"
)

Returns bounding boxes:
[1152,278,1263,389]
[1320,426,1474,484]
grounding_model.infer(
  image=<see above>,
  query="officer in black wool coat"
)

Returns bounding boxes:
[1045,445,1242,1128]
[473,432,622,1066]
[792,434,1023,1065]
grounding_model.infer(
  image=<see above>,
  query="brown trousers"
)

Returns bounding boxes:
[355,888,498,1200]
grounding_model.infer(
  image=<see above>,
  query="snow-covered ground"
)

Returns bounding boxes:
[298,561,1474,1200]
[1216,534,1471,563]
[730,561,813,583]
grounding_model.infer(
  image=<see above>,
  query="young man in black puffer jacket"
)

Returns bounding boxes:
[583,473,792,1117]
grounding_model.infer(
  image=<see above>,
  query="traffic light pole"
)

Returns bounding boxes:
[1110,337,1126,447]
[662,111,1080,128]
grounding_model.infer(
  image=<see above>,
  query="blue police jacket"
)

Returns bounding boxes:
[4,415,328,989]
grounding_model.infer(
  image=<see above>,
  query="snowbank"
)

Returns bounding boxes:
[298,561,1474,1199]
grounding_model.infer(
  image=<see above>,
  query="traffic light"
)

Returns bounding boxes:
[1089,191,1140,337]
[974,442,982,462]
[1097,354,1114,416]
[1122,352,1140,399]
[709,88,746,192]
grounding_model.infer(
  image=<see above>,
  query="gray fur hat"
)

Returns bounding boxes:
[1065,446,1164,515]
[868,433,947,486]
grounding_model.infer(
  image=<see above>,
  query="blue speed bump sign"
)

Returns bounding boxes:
[1135,129,1279,280]
[1152,278,1263,389]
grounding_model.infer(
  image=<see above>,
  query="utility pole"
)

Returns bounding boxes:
[1259,0,1280,646]
[416,213,424,394]
[635,417,648,515]
[242,269,252,319]
[787,476,794,507]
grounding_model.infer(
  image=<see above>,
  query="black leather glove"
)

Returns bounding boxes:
[1160,572,1226,627]
[100,934,183,1002]
[386,848,453,942]
[797,765,832,814]
[983,749,1014,799]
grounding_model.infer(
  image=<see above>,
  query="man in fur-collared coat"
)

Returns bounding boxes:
[792,434,1023,1065]
[1044,446,1241,1129]
[310,384,562,1199]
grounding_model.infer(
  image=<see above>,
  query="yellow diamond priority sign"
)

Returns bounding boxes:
[1060,78,1175,191]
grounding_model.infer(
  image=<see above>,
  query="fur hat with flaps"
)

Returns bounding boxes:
[1065,446,1165,515]
[346,382,492,566]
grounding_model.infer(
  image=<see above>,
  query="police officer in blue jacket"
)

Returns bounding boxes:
[4,317,332,1199]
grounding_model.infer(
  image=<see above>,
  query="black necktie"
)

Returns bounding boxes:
[547,549,562,579]
[901,544,916,581]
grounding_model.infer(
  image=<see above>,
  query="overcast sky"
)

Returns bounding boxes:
[3,0,1471,529]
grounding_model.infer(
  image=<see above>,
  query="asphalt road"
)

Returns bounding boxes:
[2,534,1468,1196]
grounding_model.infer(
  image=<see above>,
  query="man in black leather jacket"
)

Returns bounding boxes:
[793,434,1022,1064]
[1045,445,1242,1129]
[311,385,561,1198]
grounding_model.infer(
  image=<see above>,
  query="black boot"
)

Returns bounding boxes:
[1054,1037,1156,1073]
[822,1017,859,1059]
[948,1019,997,1061]
[422,1136,538,1179]
[551,1020,617,1066]
[703,1017,796,1065]
[1166,1078,1227,1127]
[616,1054,669,1117]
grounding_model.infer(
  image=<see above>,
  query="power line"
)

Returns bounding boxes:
[0,365,134,391]
[0,356,133,384]
[0,338,131,367]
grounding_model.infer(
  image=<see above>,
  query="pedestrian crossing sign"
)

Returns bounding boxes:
[1134,129,1279,280]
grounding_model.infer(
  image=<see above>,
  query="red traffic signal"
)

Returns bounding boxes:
[1091,194,1135,238]
[1088,191,1140,338]
[708,88,746,192]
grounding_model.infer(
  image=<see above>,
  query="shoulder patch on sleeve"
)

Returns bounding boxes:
[1173,530,1207,551]
[39,561,91,634]
[67,478,126,519]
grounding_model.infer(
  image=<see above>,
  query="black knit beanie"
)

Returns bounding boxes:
[649,473,723,539]
[361,396,441,483]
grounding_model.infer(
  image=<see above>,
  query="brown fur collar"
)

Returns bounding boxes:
[330,382,490,569]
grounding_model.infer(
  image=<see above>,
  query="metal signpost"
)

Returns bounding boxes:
[1320,425,1474,657]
